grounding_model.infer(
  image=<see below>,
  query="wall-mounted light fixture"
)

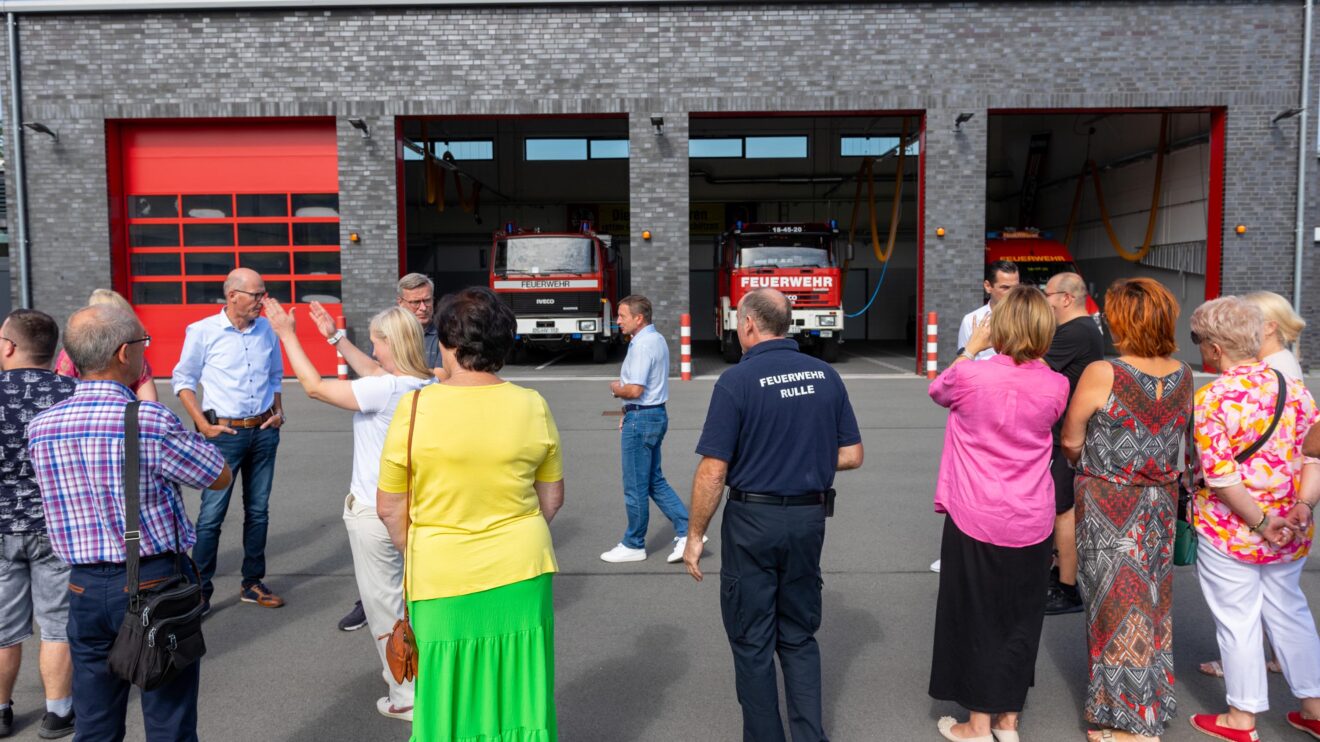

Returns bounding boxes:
[349,232,361,243]
[641,230,653,240]
[1272,108,1304,124]
[650,116,665,136]
[936,227,946,238]
[1235,224,1247,235]
[21,121,57,141]
[954,113,975,132]
[347,117,370,138]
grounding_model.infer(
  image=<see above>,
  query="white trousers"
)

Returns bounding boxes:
[1196,541,1320,712]
[343,493,414,708]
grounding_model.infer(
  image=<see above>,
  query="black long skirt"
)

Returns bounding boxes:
[928,514,1052,713]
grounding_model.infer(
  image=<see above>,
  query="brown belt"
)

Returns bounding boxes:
[217,409,274,429]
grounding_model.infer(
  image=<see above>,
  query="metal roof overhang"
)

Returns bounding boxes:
[1,0,795,11]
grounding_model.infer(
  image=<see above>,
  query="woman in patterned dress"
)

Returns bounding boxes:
[1061,278,1192,742]
[1185,296,1320,742]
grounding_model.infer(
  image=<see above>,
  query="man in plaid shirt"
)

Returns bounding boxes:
[27,304,231,741]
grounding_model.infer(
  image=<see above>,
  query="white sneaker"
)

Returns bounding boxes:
[600,543,647,563]
[376,696,413,721]
[930,559,941,573]
[666,535,709,564]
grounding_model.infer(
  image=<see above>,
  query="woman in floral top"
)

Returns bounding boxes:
[1188,296,1320,742]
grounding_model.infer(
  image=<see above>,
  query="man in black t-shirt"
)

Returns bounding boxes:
[0,310,78,737]
[684,289,863,742]
[1042,272,1104,615]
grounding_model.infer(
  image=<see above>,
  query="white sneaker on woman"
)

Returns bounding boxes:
[930,559,942,573]
[666,535,709,564]
[376,697,413,721]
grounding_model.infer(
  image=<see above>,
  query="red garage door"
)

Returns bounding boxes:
[110,119,342,377]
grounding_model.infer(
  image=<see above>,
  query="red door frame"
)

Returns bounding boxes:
[393,113,630,279]
[689,110,928,370]
[987,106,1228,305]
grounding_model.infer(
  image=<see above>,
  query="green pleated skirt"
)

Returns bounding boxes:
[409,573,556,742]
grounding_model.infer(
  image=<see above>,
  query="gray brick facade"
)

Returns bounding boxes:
[3,1,1317,369]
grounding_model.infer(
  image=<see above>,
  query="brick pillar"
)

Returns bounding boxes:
[628,109,690,374]
[336,115,401,347]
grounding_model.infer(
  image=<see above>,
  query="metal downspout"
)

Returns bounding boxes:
[6,12,31,308]
[1293,0,1312,359]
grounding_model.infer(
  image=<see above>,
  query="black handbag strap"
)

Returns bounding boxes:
[1234,369,1287,464]
[123,401,143,608]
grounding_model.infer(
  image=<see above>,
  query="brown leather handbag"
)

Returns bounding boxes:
[384,390,422,684]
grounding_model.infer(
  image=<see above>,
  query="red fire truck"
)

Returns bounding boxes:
[488,223,621,362]
[714,221,845,363]
[985,230,1100,316]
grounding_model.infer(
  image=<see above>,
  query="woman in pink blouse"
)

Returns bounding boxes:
[928,285,1068,742]
[1188,296,1320,742]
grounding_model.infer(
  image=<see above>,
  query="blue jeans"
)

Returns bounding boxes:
[67,555,199,742]
[620,407,688,549]
[191,427,279,601]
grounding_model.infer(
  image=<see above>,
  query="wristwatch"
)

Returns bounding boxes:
[326,329,347,345]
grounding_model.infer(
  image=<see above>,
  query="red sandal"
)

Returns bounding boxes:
[1288,712,1320,740]
[1189,714,1259,742]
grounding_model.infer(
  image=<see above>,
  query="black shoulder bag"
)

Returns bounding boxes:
[1175,369,1287,566]
[107,401,208,690]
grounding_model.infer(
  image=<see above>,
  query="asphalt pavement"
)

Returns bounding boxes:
[4,370,1319,741]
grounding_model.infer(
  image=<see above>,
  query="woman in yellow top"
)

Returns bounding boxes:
[377,286,565,742]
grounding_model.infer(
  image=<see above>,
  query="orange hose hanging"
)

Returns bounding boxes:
[1064,113,1168,262]
[846,118,908,265]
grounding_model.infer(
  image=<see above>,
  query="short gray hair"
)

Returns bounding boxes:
[740,289,792,337]
[63,305,141,375]
[396,273,434,299]
[1052,272,1087,302]
[1190,296,1263,361]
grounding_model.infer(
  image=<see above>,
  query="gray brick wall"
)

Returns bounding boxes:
[628,109,689,369]
[0,1,1313,369]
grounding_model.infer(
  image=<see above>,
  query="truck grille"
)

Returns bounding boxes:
[499,291,602,315]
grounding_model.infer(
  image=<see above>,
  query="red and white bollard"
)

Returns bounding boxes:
[680,313,692,381]
[926,311,938,380]
[336,315,348,380]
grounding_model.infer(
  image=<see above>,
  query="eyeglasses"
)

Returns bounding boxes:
[1190,330,1204,346]
[1042,290,1066,298]
[0,335,15,348]
[400,297,434,309]
[122,336,151,349]
[232,289,268,300]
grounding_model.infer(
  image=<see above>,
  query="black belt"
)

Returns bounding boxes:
[728,488,827,506]
[623,403,665,412]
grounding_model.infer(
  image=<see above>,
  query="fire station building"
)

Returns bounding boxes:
[2,0,1317,374]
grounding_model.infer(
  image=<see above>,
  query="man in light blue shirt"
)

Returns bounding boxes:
[172,268,286,611]
[601,295,695,565]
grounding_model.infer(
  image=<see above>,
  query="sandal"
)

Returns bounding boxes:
[991,729,1019,742]
[1199,661,1225,678]
[937,716,993,742]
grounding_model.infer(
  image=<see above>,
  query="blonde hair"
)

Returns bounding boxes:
[87,288,133,312]
[368,307,431,380]
[1242,291,1306,345]
[990,285,1057,364]
[1190,296,1262,361]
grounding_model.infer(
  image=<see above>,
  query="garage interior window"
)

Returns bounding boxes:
[404,139,495,161]
[841,136,921,157]
[127,192,342,306]
[690,136,809,159]
[525,138,629,161]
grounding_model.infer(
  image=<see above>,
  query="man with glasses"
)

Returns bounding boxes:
[0,310,78,737]
[396,273,441,372]
[172,267,287,612]
[1041,272,1104,616]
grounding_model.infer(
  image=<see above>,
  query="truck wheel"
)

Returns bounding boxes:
[820,336,840,363]
[591,340,609,364]
[721,331,742,363]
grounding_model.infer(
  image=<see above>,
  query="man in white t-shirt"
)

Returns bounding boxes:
[957,260,1021,361]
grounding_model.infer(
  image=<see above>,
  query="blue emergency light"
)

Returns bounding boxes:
[829,219,838,230]
[735,220,744,231]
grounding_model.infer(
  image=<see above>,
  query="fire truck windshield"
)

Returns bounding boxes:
[737,245,833,269]
[1015,260,1080,290]
[495,237,596,275]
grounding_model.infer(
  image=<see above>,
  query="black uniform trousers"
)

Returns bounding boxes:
[719,497,828,742]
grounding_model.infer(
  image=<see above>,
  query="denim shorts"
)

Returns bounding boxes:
[0,532,71,646]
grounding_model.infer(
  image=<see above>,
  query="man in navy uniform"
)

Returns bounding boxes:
[683,288,864,742]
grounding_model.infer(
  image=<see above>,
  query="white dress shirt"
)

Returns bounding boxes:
[171,308,283,418]
[957,303,995,361]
